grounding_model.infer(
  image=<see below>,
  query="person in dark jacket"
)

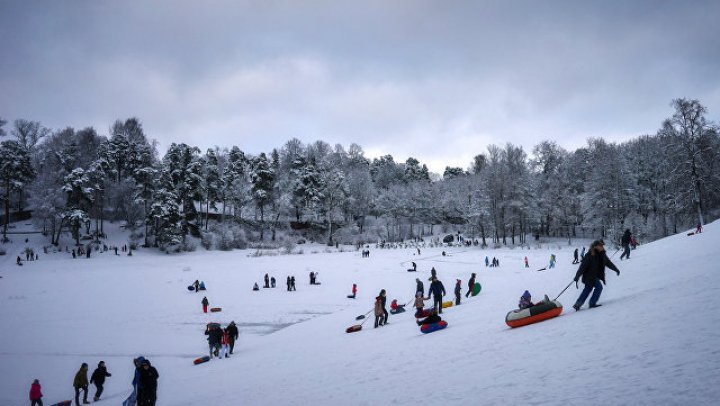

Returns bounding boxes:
[90,361,111,401]
[379,289,389,324]
[427,276,446,314]
[138,359,159,406]
[73,363,89,405]
[226,321,239,354]
[286,276,291,291]
[465,273,476,298]
[373,296,384,328]
[201,296,209,313]
[270,276,276,288]
[290,276,296,290]
[454,279,462,305]
[573,240,620,310]
[264,273,270,288]
[620,229,632,260]
[193,279,200,292]
[573,248,579,264]
[205,324,222,358]
[417,309,442,326]
[131,357,145,403]
[415,278,424,296]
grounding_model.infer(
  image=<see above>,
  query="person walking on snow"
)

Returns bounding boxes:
[465,273,476,298]
[380,289,389,324]
[29,379,43,406]
[573,248,579,264]
[620,229,632,260]
[270,276,276,288]
[90,361,111,401]
[226,321,239,354]
[581,246,586,259]
[264,273,270,288]
[193,279,200,292]
[524,256,529,268]
[573,240,620,311]
[220,329,231,358]
[549,254,556,269]
[73,363,90,405]
[290,276,296,291]
[696,223,703,234]
[349,283,357,298]
[205,324,222,358]
[374,296,385,328]
[138,359,158,406]
[454,279,462,305]
[427,276,446,314]
[485,256,489,267]
[286,276,291,291]
[201,297,209,313]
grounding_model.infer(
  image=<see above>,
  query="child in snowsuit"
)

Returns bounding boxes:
[220,329,230,358]
[90,361,111,401]
[201,297,209,313]
[573,249,579,264]
[73,363,89,406]
[414,292,425,317]
[518,290,534,309]
[454,279,462,305]
[29,379,43,406]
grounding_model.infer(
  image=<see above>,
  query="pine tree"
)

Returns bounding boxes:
[0,140,35,239]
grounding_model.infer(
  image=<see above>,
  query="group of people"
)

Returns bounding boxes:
[309,271,320,285]
[50,360,114,406]
[486,256,500,267]
[130,357,159,406]
[204,321,239,359]
[263,273,277,288]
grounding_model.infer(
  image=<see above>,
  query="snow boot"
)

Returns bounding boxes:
[572,303,580,311]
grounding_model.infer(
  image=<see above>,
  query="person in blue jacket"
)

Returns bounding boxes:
[427,276,446,314]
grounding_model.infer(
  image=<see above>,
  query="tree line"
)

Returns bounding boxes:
[1,98,718,251]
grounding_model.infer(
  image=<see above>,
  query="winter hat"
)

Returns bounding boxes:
[522,290,531,299]
[416,292,422,297]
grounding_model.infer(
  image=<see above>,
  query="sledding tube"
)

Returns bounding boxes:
[441,300,453,309]
[193,356,211,365]
[505,300,563,328]
[210,307,222,312]
[187,285,195,291]
[472,282,482,296]
[420,320,448,334]
[390,306,406,314]
[346,325,362,333]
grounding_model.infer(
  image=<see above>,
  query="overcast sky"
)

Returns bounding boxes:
[1,1,719,172]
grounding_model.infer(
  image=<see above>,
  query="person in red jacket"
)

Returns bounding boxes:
[348,283,357,299]
[220,329,230,358]
[29,379,43,406]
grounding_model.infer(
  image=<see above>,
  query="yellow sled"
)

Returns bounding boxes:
[442,301,453,309]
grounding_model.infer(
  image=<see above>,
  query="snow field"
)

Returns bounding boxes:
[1,224,719,405]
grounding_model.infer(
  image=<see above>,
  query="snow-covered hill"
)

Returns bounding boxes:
[1,224,718,405]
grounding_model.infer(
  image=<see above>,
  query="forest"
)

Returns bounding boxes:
[1,98,718,252]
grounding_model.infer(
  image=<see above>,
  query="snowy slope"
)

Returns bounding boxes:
[1,224,719,405]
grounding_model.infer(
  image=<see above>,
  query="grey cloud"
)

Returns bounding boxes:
[1,1,719,172]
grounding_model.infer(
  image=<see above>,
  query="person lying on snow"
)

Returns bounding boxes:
[417,309,442,326]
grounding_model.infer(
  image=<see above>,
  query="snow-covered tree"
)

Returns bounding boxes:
[0,140,35,239]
